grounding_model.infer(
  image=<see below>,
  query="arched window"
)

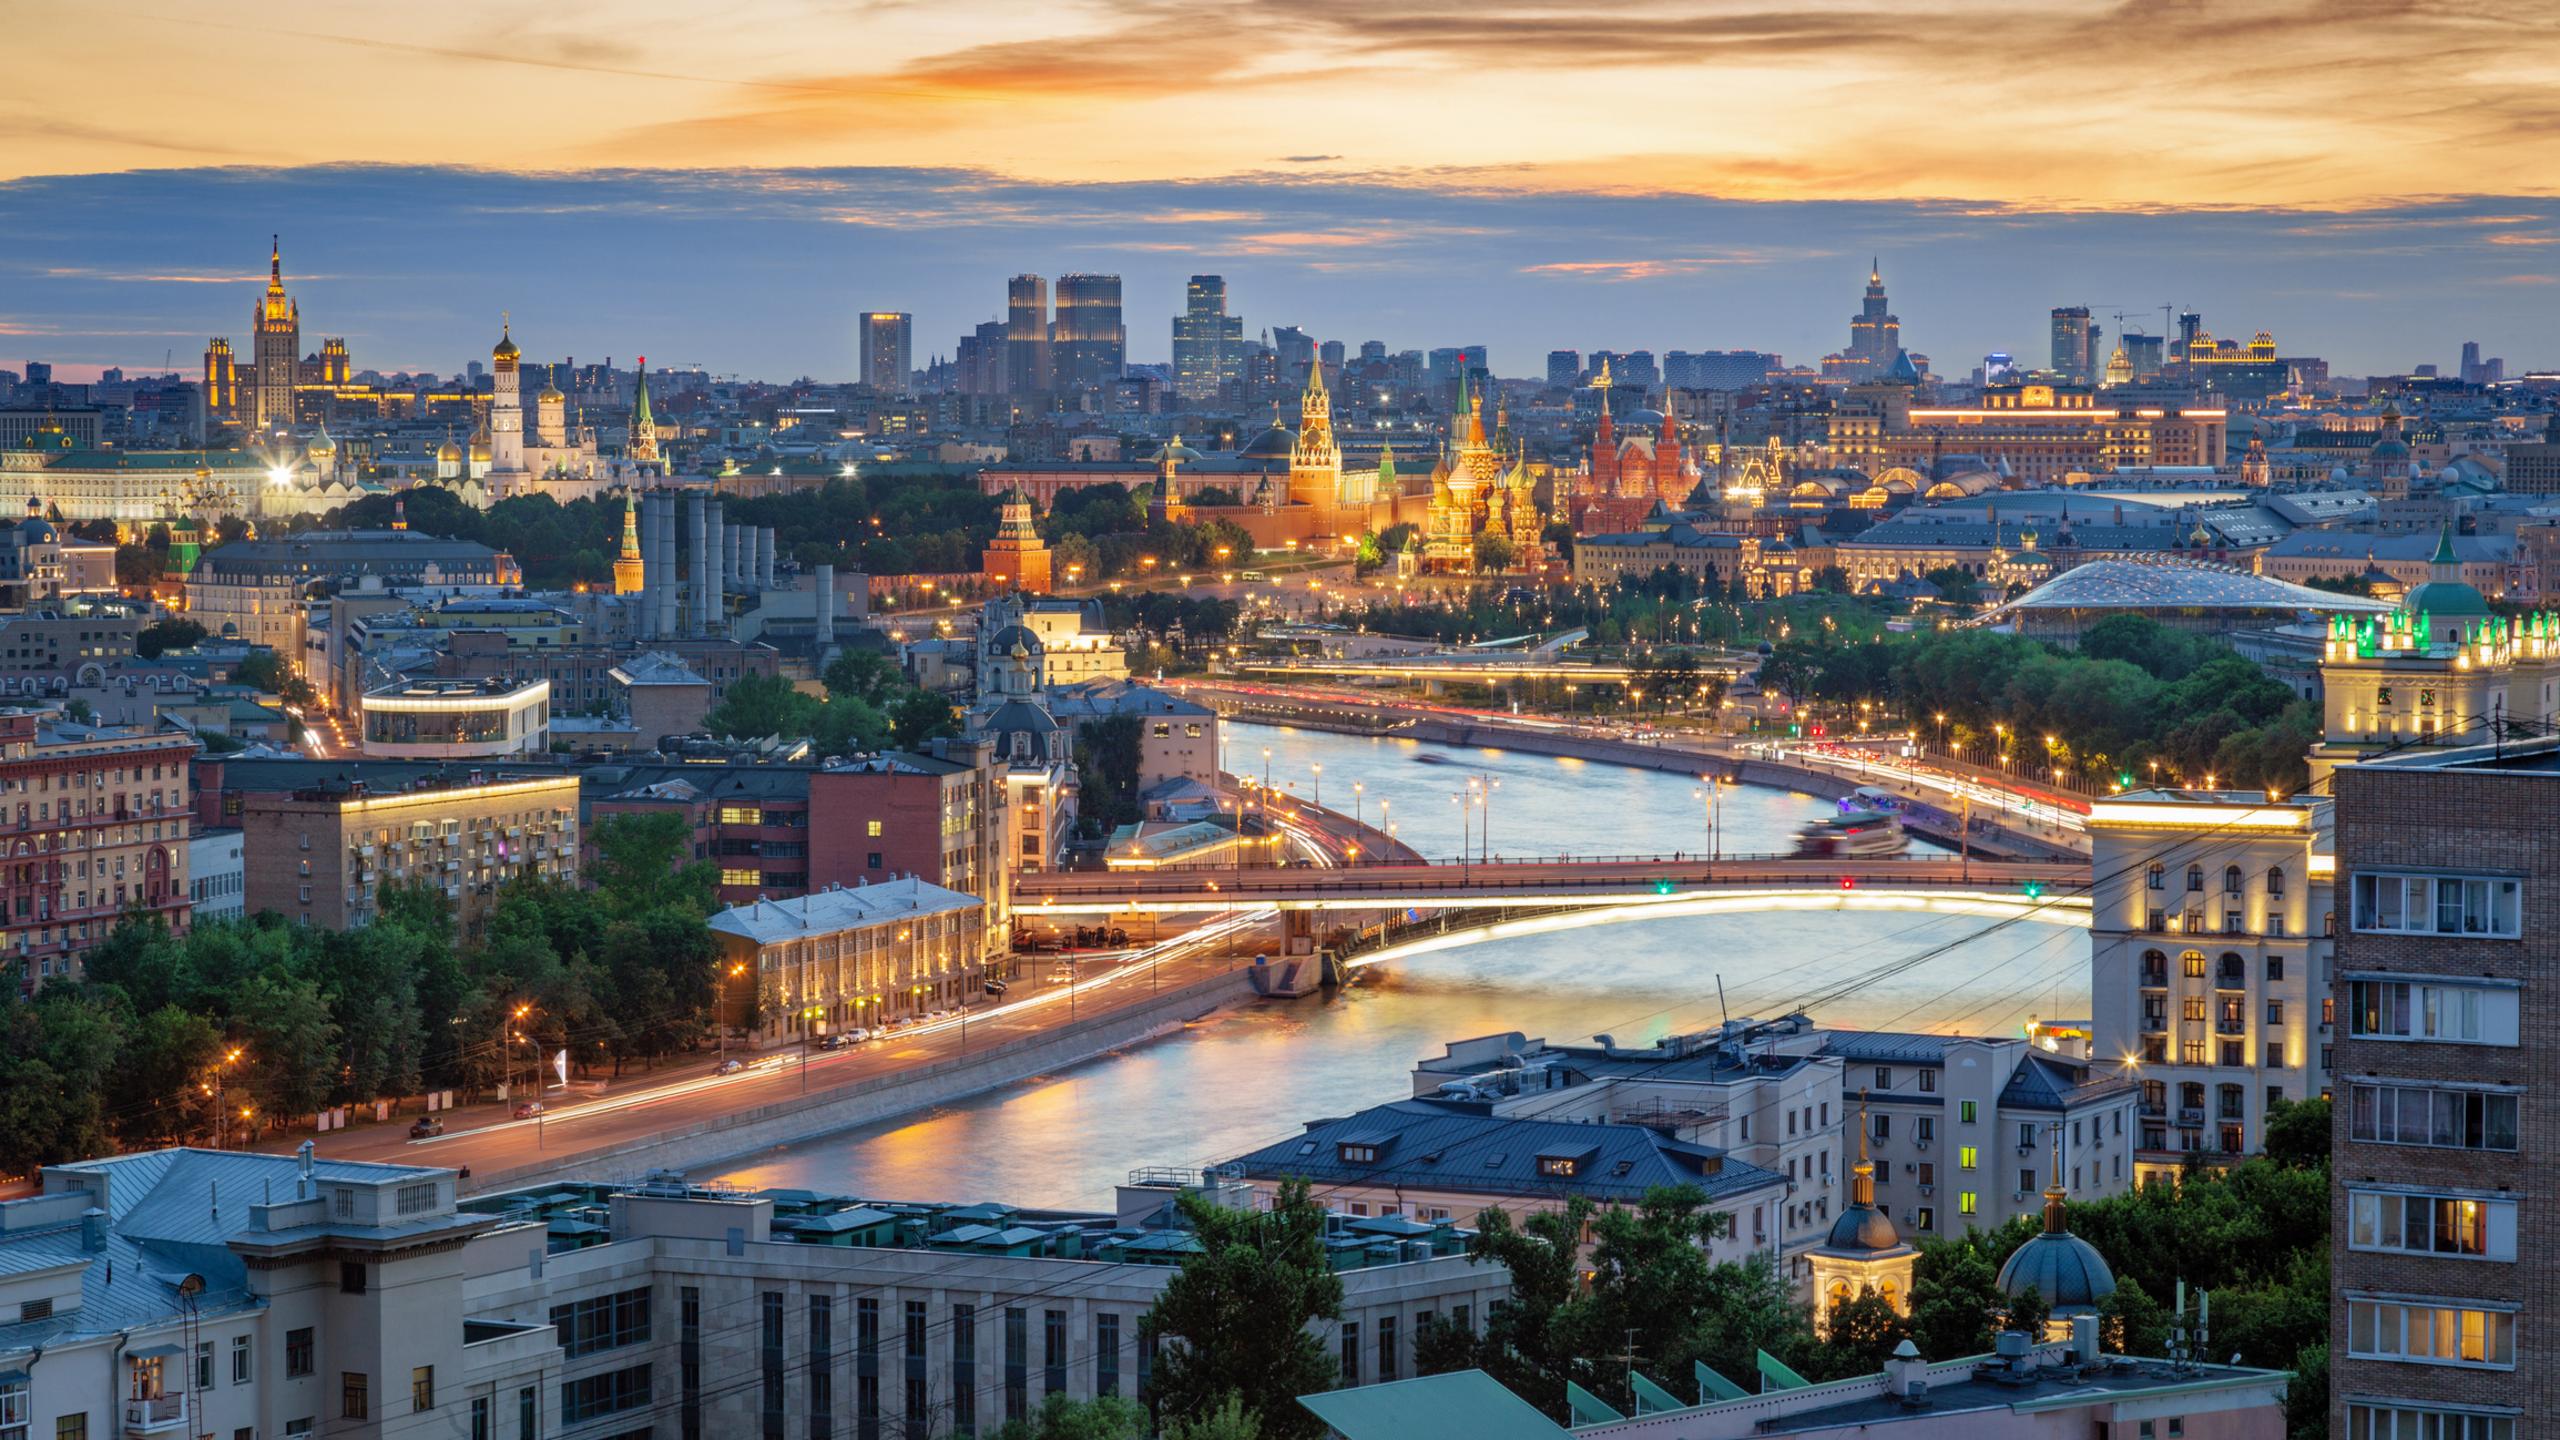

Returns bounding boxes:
[2141,949,2168,982]
[2218,952,2246,986]
[2186,864,2205,892]
[2266,866,2286,897]
[2146,863,2165,891]
[2223,865,2243,895]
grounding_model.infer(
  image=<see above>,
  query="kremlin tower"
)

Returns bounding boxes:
[628,358,660,465]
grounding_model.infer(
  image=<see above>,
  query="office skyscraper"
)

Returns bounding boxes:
[1006,275,1051,397]
[2050,306,2100,383]
[1172,276,1244,400]
[1546,351,1581,390]
[859,312,913,395]
[1271,325,1316,380]
[1051,274,1125,396]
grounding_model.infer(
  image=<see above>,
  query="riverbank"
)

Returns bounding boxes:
[1175,681,2085,861]
[464,965,1261,1193]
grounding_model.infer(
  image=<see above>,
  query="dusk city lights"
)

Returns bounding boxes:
[0,5,2551,1439]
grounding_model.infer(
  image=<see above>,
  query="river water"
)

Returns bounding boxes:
[707,723,2086,1208]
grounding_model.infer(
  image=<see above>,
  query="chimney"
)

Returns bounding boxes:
[2070,1314,2100,1366]
[296,1139,316,1199]
[705,500,726,635]
[635,494,658,640]
[80,1206,107,1252]
[761,527,778,588]
[815,565,836,647]
[1883,1338,1927,1405]
[688,495,709,636]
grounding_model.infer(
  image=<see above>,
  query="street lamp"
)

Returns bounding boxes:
[1311,763,1322,808]
[717,962,746,1065]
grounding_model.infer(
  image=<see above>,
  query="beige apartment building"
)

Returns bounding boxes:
[240,771,579,930]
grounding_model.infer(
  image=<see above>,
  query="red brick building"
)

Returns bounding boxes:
[809,738,1007,951]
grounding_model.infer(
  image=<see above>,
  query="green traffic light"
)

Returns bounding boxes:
[2023,881,2045,899]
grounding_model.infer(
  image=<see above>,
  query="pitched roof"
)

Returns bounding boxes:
[1219,1099,1784,1204]
[708,878,982,944]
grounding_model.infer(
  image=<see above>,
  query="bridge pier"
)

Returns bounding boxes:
[1282,908,1316,957]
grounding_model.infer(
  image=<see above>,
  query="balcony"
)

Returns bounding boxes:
[124,1394,186,1435]
[2177,1108,2206,1125]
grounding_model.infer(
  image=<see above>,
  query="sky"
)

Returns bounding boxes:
[6,0,2559,383]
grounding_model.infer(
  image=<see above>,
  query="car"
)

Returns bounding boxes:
[1046,967,1076,984]
[982,979,1010,997]
[818,1034,852,1051]
[408,1116,444,1139]
[844,1027,871,1044]
[714,1058,746,1076]
[512,1101,544,1120]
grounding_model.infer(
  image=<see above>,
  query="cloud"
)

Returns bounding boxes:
[1280,156,1341,164]
[1521,255,1778,280]
[2491,273,2559,285]
[2485,232,2559,247]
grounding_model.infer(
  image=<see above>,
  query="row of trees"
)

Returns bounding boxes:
[1132,1106,2329,1440]
[1761,612,2317,790]
[0,813,721,1176]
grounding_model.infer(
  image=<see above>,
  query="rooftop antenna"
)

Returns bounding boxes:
[1716,975,1731,1030]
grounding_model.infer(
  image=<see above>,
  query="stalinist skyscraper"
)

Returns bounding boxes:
[1844,259,1902,378]
[251,237,300,431]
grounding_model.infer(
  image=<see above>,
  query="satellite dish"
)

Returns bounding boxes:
[177,1274,205,1297]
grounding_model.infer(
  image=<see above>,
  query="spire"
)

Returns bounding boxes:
[1870,256,1881,285]
[1851,1090,1876,1209]
[2431,519,2460,572]
[269,235,283,292]
[2041,1122,2068,1234]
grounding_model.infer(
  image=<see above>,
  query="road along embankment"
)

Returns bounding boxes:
[458,966,1260,1195]
[1179,683,2082,862]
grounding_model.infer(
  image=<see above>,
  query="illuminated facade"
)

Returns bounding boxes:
[709,879,989,1044]
[1584,361,1695,503]
[980,489,1053,594]
[0,710,195,985]
[357,677,552,760]
[1830,383,2227,484]
[1420,382,1542,571]
[613,493,645,595]
[240,772,579,932]
[628,357,660,464]
[1806,1108,1915,1334]
[249,237,299,432]
[486,319,527,494]
[2085,790,2332,1184]
[1829,260,1902,379]
[2308,531,2560,785]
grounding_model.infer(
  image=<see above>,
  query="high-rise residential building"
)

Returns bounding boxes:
[2460,340,2483,383]
[2330,739,2546,1437]
[1546,350,1581,389]
[2085,789,2333,1185]
[241,770,580,933]
[1616,350,1660,391]
[1051,275,1125,396]
[2121,332,2166,379]
[1172,275,1244,400]
[859,311,913,394]
[1005,274,1051,397]
[2050,306,2100,383]
[1425,347,1489,395]
[957,319,1008,396]
[1318,338,1344,375]
[1843,260,1901,378]
[250,237,299,431]
[1271,324,1317,381]
[1,709,196,987]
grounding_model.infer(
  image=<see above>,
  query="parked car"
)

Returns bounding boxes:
[714,1058,746,1076]
[408,1116,444,1139]
[512,1101,544,1120]
[982,979,1009,997]
[818,1034,851,1051]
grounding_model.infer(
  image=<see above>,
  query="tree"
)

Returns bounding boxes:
[1142,1179,1343,1440]
[1805,1286,1912,1381]
[136,618,206,659]
[1473,533,1516,573]
[1074,716,1145,836]
[1906,1238,2005,1358]
[2097,1276,2169,1356]
[2260,1097,2329,1170]
[890,689,958,748]
[991,1395,1149,1440]
[233,972,340,1123]
[2002,1284,2050,1341]
[701,673,811,739]
[1161,1393,1262,1440]
[2284,1342,2327,1440]
[590,811,718,920]
[107,1004,222,1147]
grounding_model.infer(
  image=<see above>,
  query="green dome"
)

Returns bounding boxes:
[1996,1227,2116,1314]
[2404,579,2491,618]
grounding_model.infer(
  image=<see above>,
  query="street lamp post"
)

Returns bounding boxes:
[717,963,746,1065]
[1311,763,1322,809]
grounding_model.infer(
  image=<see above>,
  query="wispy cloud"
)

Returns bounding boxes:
[1522,255,1778,280]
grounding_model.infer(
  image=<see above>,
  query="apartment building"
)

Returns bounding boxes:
[809,739,1009,947]
[239,771,579,931]
[1402,1016,2137,1258]
[0,709,195,984]
[2087,789,2335,1182]
[2330,740,2550,1439]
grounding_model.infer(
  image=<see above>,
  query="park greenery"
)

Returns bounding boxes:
[1142,1178,1343,1440]
[0,811,721,1177]
[697,648,959,754]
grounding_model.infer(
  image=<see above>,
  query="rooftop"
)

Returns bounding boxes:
[1979,559,2395,616]
[1220,1098,1785,1204]
[708,878,982,944]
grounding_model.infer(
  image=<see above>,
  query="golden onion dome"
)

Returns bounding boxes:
[469,434,493,463]
[492,320,520,362]
[437,438,463,463]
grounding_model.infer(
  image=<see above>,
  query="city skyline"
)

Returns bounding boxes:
[7,165,2557,384]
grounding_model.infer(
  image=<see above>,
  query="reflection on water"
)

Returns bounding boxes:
[708,724,2087,1208]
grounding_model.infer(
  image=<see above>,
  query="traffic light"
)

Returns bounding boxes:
[2023,880,2046,899]
[1655,879,1677,896]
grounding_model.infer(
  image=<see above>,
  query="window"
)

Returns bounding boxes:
[1339,1321,1361,1386]
[412,1366,435,1413]
[866,820,883,837]
[54,1420,82,1440]
[1958,1100,1977,1123]
[2349,1191,2516,1260]
[2350,1082,2519,1151]
[2352,872,2521,937]
[2186,863,2203,892]
[2349,979,2520,1045]
[1958,1191,1978,1215]
[1915,1207,1934,1232]
[287,1328,314,1378]
[1378,1315,1399,1382]
[2182,951,2206,978]
[1918,1070,1936,1093]
[2183,996,2207,1022]
[197,1342,213,1393]
[2267,1000,2284,1025]
[551,1287,653,1357]
[2266,866,2285,897]
[2223,865,2242,894]
[2345,1403,2515,1440]
[472,1396,492,1440]
[1096,1312,1121,1399]
[1874,1066,1892,1089]
[232,1335,251,1384]
[340,1261,366,1295]
[2266,954,2285,982]
[1535,1155,1579,1177]
[2347,1298,2515,1368]
[1958,1146,1978,1170]
[2146,863,2164,890]
[1338,1143,1378,1164]
[0,1380,22,1440]
[561,1365,653,1424]
[1871,1113,1891,1139]
[343,1373,370,1421]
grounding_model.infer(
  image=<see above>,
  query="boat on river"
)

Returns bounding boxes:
[1792,808,1909,859]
